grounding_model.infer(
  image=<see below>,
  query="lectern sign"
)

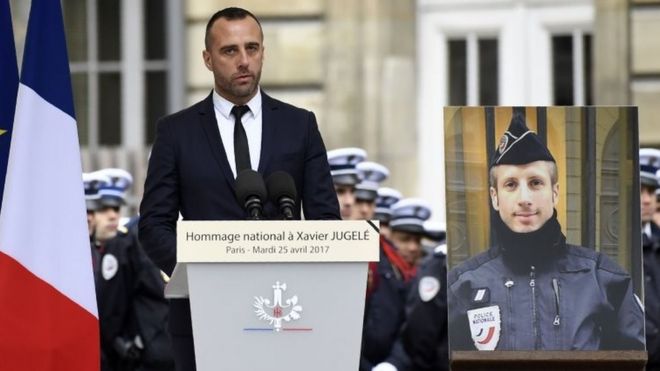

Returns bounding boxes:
[176,220,380,263]
[166,220,379,371]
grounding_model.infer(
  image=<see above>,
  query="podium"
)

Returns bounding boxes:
[165,220,380,371]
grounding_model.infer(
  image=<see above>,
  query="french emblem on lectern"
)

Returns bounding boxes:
[253,281,303,332]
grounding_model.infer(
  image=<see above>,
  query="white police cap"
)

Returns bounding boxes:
[374,187,402,223]
[390,198,432,234]
[96,168,133,207]
[99,168,133,189]
[327,147,367,186]
[82,172,112,211]
[355,162,389,201]
[423,220,446,243]
[640,148,660,190]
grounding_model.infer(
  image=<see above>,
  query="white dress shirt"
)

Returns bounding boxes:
[212,89,263,178]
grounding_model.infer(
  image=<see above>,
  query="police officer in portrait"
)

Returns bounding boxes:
[640,148,660,370]
[85,169,175,371]
[447,114,645,351]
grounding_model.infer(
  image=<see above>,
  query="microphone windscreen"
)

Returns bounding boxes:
[266,171,297,203]
[235,169,267,205]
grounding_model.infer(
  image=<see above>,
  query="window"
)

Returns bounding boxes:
[448,35,499,106]
[62,0,174,148]
[552,32,592,106]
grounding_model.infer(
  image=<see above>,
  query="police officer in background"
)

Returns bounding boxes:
[448,114,645,351]
[389,199,433,267]
[640,149,660,370]
[374,222,450,371]
[398,221,449,371]
[353,162,390,220]
[85,169,175,371]
[374,187,403,239]
[327,148,367,219]
[641,149,660,230]
[420,220,446,257]
[370,199,434,371]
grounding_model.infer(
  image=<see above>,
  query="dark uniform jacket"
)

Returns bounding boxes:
[644,222,660,370]
[448,218,645,351]
[93,230,175,371]
[399,247,449,371]
[360,238,412,371]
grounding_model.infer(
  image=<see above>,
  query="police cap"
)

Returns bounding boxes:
[82,172,111,211]
[96,168,133,208]
[374,187,402,223]
[327,147,367,186]
[355,162,389,202]
[390,198,432,234]
[491,113,555,168]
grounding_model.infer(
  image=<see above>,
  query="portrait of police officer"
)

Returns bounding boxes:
[447,114,645,351]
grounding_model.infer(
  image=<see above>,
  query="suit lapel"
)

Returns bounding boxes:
[258,92,277,173]
[199,92,236,188]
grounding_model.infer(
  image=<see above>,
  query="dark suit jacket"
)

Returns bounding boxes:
[138,91,340,336]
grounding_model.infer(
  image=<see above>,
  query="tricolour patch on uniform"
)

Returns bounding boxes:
[471,287,490,304]
[418,276,440,302]
[101,254,118,280]
[467,305,501,351]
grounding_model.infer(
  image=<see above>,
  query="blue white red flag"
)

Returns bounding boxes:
[0,0,100,369]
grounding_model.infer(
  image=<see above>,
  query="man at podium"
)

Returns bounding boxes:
[447,114,645,351]
[139,7,339,371]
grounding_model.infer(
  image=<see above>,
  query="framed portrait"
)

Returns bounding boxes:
[444,106,645,352]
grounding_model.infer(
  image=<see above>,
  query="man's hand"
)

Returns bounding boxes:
[113,336,142,360]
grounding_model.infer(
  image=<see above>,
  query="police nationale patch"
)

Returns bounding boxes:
[467,305,501,351]
[101,254,119,280]
[418,276,440,302]
[497,134,509,155]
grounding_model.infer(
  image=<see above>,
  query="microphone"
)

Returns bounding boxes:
[266,171,297,220]
[235,170,267,220]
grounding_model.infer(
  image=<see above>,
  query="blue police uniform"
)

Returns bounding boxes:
[399,246,449,371]
[641,152,660,370]
[644,221,660,370]
[86,170,174,371]
[93,229,175,371]
[361,238,411,371]
[448,221,645,350]
[364,199,432,371]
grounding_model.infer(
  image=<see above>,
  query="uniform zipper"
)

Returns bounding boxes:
[505,278,515,348]
[530,266,540,350]
[552,278,561,326]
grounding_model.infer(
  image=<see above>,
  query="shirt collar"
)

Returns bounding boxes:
[644,222,652,239]
[212,87,262,120]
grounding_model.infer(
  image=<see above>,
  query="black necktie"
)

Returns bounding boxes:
[232,105,251,174]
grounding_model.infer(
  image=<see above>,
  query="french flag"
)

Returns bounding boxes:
[0,0,100,369]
